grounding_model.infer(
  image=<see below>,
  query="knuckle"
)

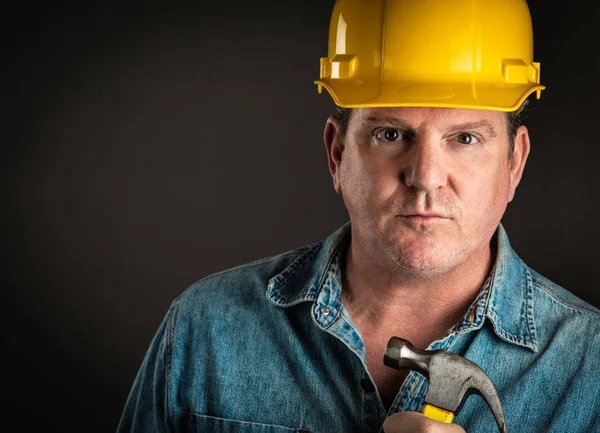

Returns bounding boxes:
[419,417,442,431]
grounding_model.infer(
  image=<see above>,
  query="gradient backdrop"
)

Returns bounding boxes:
[3,1,598,431]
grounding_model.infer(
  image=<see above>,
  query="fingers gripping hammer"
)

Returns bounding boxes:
[384,337,507,433]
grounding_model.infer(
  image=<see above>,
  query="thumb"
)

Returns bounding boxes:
[383,412,467,433]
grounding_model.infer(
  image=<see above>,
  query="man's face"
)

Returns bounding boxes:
[325,107,530,276]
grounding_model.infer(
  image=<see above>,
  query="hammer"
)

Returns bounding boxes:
[383,337,507,433]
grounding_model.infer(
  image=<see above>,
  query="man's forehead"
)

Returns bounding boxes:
[352,106,505,128]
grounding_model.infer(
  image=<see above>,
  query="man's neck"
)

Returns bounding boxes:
[341,236,495,349]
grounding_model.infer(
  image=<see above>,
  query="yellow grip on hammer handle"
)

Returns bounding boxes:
[423,403,455,423]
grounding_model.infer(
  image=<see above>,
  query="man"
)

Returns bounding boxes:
[117,0,600,432]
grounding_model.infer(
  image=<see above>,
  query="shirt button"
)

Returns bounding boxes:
[467,306,477,323]
[320,306,330,316]
[360,378,376,393]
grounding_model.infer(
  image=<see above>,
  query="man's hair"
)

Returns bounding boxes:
[333,100,530,158]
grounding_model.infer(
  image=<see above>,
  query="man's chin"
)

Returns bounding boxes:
[385,241,457,276]
[390,255,454,276]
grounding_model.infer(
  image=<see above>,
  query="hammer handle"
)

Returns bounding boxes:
[423,403,455,423]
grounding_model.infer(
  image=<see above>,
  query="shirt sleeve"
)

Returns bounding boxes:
[116,304,177,433]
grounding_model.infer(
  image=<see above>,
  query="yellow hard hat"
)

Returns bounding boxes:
[315,0,545,112]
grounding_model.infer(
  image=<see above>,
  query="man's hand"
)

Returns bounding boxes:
[383,412,467,433]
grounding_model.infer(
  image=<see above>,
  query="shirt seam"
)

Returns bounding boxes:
[523,266,538,345]
[173,248,313,305]
[165,304,177,433]
[533,281,600,317]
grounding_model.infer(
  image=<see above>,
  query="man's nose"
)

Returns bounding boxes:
[402,139,448,192]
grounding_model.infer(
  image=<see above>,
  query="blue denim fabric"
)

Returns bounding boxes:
[117,223,600,433]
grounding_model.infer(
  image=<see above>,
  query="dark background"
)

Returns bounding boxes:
[3,1,598,431]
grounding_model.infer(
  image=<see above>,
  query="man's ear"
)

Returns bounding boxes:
[324,116,344,195]
[508,125,531,202]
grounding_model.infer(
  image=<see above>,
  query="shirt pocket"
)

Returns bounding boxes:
[188,413,312,433]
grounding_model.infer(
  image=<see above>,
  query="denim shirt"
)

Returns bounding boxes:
[117,223,600,433]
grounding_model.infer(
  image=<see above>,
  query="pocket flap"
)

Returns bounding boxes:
[188,413,311,433]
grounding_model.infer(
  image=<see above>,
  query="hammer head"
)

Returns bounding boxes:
[384,337,507,433]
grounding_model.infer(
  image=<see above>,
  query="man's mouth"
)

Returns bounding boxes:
[399,213,449,224]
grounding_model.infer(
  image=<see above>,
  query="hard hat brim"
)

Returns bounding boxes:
[316,79,545,112]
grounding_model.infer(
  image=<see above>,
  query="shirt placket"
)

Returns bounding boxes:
[312,259,388,433]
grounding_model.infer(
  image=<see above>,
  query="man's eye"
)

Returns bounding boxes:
[456,133,479,144]
[375,128,404,142]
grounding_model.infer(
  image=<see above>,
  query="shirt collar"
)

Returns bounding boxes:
[266,222,538,352]
[266,223,349,327]
[482,223,538,352]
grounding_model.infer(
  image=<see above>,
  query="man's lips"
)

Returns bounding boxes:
[399,213,450,223]
[403,213,446,218]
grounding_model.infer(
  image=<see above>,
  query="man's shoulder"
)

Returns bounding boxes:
[528,267,600,319]
[171,240,323,310]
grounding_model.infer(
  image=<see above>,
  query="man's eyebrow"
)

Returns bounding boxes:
[361,115,415,130]
[448,121,498,138]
